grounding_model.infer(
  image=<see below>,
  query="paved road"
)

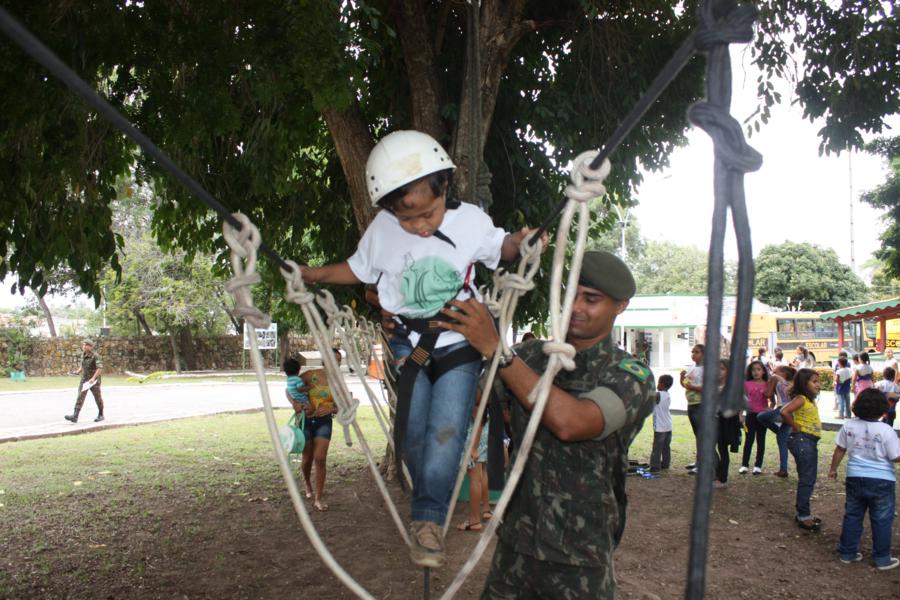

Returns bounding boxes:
[0,369,389,443]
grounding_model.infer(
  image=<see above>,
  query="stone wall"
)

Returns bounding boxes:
[20,334,318,376]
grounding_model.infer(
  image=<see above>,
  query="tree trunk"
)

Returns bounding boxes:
[178,328,197,371]
[134,310,153,336]
[392,0,445,140]
[168,331,183,374]
[32,290,57,337]
[453,0,532,202]
[321,107,377,234]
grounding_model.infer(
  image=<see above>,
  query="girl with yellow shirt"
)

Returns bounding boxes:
[781,368,823,531]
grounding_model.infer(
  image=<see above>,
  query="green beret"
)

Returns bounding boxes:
[82,338,94,346]
[578,250,636,300]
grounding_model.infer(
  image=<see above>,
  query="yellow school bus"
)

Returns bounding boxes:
[746,312,884,365]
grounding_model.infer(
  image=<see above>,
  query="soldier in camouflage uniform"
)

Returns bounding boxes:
[64,339,104,423]
[437,250,655,599]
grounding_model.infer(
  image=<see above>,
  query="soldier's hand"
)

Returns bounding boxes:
[436,299,500,359]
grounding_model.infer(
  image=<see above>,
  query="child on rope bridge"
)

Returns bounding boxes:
[300,130,543,568]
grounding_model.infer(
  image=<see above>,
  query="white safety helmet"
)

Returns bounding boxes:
[365,130,455,206]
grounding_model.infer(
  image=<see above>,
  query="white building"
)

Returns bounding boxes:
[615,295,774,370]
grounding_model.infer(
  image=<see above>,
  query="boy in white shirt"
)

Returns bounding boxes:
[301,130,541,568]
[875,366,899,428]
[649,374,674,472]
[829,389,900,570]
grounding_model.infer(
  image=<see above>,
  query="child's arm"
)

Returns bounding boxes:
[779,397,804,432]
[301,261,362,285]
[764,376,779,407]
[828,445,847,479]
[500,227,547,262]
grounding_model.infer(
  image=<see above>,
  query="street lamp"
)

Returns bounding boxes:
[612,204,630,261]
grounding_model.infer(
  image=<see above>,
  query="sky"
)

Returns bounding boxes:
[633,45,896,279]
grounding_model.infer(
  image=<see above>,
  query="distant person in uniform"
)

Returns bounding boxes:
[438,250,656,599]
[64,339,104,423]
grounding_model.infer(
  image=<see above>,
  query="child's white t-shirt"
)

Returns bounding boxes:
[347,203,506,348]
[653,390,672,432]
[836,418,900,482]
[835,367,852,384]
[875,379,900,395]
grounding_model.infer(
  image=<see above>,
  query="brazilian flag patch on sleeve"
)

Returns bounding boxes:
[618,358,650,382]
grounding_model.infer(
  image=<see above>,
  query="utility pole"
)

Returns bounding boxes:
[849,151,856,273]
[613,204,630,261]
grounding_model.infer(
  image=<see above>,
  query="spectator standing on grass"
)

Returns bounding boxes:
[714,359,743,489]
[300,348,341,512]
[829,388,900,570]
[767,347,788,374]
[649,374,674,473]
[835,357,853,419]
[780,368,823,531]
[739,360,768,475]
[792,345,815,369]
[64,339,104,424]
[874,367,899,428]
[455,403,491,532]
[759,365,796,477]
[680,344,704,474]
[852,352,875,396]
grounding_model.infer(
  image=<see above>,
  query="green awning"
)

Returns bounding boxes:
[819,297,900,320]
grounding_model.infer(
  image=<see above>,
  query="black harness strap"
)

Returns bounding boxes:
[392,312,483,486]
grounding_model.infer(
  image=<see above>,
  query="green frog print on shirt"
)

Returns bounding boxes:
[399,253,462,318]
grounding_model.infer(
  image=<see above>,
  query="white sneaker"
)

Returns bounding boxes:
[839,552,863,564]
[738,466,749,474]
[877,557,900,571]
[752,466,762,475]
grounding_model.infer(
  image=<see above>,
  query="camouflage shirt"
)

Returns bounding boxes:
[81,351,102,384]
[498,335,655,567]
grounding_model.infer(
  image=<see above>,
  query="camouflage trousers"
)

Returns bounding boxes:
[481,539,615,600]
[73,383,103,416]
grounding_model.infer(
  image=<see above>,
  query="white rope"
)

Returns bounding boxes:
[221,216,376,600]
[440,152,611,599]
[280,260,412,549]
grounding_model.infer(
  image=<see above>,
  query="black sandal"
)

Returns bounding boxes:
[795,516,820,531]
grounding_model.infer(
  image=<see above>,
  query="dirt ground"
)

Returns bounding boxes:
[4,457,899,600]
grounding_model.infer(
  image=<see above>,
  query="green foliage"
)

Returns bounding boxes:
[0,0,895,333]
[0,325,35,376]
[755,242,867,311]
[752,0,899,154]
[860,136,900,280]
[630,240,737,295]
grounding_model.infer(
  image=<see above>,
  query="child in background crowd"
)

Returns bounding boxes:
[835,357,853,419]
[456,404,491,532]
[740,360,769,475]
[852,352,874,395]
[650,374,674,473]
[714,359,743,489]
[829,388,900,570]
[680,344,704,474]
[875,367,899,428]
[759,365,797,478]
[781,368,823,531]
[283,357,309,410]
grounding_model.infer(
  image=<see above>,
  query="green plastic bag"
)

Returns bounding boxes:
[279,411,306,455]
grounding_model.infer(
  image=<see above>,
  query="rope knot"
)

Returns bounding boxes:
[223,213,271,330]
[542,341,577,371]
[280,260,317,306]
[564,151,612,203]
[695,4,758,51]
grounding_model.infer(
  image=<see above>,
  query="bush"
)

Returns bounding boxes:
[0,327,35,377]
[814,366,883,392]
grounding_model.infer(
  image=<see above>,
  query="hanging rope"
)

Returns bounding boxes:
[439,153,610,599]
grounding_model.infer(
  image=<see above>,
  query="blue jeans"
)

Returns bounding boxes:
[396,338,481,523]
[838,477,897,566]
[787,432,819,520]
[837,391,852,419]
[757,408,789,473]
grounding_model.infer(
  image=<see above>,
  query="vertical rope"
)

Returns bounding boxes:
[466,0,482,207]
[684,2,762,598]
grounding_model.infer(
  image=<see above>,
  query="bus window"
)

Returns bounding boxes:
[776,319,795,335]
[796,319,816,339]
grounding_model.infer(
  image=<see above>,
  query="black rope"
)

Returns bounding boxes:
[684,1,761,599]
[0,5,295,275]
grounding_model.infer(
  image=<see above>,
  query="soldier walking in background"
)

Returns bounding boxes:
[64,339,104,423]
[439,250,656,599]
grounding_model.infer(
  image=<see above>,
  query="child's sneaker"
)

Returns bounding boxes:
[839,552,863,564]
[409,521,445,568]
[876,557,900,571]
[752,466,762,475]
[738,466,749,474]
